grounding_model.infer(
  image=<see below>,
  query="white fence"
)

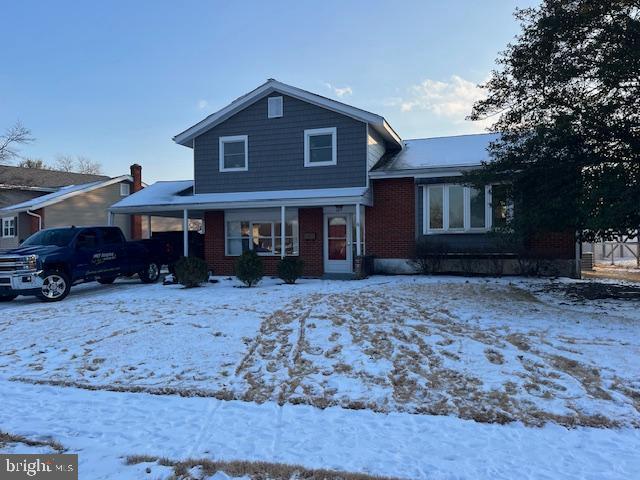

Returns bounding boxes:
[583,235,640,267]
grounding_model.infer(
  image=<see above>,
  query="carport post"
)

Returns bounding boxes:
[146,215,152,239]
[183,209,189,257]
[107,211,114,226]
[355,203,362,256]
[281,205,286,258]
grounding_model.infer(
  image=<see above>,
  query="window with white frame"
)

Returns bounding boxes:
[219,135,248,172]
[267,96,283,118]
[423,184,493,233]
[2,217,16,238]
[120,183,131,196]
[304,127,337,167]
[225,211,299,256]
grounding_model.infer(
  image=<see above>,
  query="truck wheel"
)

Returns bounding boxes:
[98,277,117,285]
[0,294,17,302]
[139,262,160,284]
[37,270,71,302]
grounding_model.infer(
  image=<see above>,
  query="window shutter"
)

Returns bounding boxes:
[268,96,283,118]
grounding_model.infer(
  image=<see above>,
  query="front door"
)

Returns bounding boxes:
[324,214,352,273]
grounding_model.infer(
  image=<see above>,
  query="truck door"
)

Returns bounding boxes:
[72,228,102,281]
[97,227,124,278]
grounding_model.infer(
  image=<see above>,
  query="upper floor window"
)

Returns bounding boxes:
[268,96,283,118]
[423,184,493,234]
[2,217,16,238]
[120,183,131,196]
[219,135,248,172]
[304,127,337,167]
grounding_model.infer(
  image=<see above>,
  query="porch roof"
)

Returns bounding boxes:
[109,180,372,215]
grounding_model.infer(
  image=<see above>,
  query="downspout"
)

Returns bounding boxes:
[26,210,42,231]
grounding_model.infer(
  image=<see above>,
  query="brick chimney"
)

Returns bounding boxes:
[130,164,143,240]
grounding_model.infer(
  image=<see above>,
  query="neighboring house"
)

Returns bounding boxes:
[109,79,578,277]
[0,164,143,249]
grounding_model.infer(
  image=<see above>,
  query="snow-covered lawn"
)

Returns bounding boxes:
[1,275,639,478]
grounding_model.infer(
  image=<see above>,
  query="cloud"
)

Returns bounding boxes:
[390,75,492,132]
[197,99,209,110]
[324,82,353,98]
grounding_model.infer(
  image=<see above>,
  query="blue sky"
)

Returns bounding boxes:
[0,0,537,182]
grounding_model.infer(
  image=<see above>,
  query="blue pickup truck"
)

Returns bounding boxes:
[0,226,165,302]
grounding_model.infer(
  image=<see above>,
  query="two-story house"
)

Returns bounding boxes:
[109,79,578,278]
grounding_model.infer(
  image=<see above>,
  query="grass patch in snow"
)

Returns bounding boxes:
[0,431,64,452]
[125,455,403,480]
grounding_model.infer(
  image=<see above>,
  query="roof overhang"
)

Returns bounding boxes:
[109,183,372,215]
[369,164,481,179]
[173,79,402,149]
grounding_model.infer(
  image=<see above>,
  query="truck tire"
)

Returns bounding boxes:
[0,294,17,302]
[98,277,117,285]
[139,262,160,284]
[37,270,71,302]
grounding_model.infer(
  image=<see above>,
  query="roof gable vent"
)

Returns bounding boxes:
[267,96,283,119]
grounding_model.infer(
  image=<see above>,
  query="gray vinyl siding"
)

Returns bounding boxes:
[44,182,132,239]
[367,126,386,172]
[194,93,367,193]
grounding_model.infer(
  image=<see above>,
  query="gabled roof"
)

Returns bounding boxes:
[0,175,132,215]
[173,79,403,148]
[0,165,109,190]
[370,133,500,177]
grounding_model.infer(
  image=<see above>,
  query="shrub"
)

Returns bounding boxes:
[412,238,446,274]
[174,256,208,288]
[277,257,304,284]
[235,250,264,287]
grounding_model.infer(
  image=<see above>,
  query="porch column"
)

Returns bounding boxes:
[107,211,114,226]
[146,215,152,239]
[183,209,189,257]
[355,203,362,256]
[280,205,286,259]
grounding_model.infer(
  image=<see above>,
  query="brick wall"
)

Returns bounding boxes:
[203,207,324,277]
[30,208,44,234]
[365,178,416,259]
[527,231,576,259]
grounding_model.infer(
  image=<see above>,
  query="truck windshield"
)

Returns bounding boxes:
[21,229,77,247]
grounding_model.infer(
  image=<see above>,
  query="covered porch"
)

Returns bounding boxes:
[108,182,372,277]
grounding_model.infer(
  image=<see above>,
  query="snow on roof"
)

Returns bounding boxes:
[374,133,500,173]
[0,176,131,214]
[110,180,371,212]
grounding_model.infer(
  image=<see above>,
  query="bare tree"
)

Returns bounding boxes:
[53,155,75,172]
[54,155,103,174]
[17,157,47,169]
[0,121,35,164]
[76,156,103,174]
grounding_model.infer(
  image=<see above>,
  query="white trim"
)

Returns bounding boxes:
[183,209,189,257]
[219,135,249,172]
[424,184,492,234]
[2,216,17,238]
[304,127,337,167]
[267,96,283,118]
[280,205,286,259]
[120,183,131,196]
[355,203,362,256]
[173,79,402,148]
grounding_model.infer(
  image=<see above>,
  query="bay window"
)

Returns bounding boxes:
[424,184,494,233]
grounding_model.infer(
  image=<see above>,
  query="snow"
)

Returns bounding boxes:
[375,133,500,172]
[0,379,639,479]
[110,181,370,212]
[1,275,639,478]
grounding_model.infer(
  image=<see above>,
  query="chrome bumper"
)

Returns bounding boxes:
[0,270,44,292]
